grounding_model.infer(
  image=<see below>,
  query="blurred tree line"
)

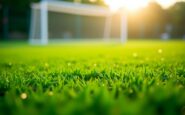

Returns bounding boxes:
[0,0,39,40]
[128,1,185,39]
[0,0,185,40]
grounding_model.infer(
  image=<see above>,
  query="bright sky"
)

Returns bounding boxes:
[104,0,185,11]
[156,0,176,8]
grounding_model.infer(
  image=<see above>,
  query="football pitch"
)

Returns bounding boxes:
[0,40,185,115]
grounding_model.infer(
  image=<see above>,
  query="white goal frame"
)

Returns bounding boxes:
[29,0,127,44]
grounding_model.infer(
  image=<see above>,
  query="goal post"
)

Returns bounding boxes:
[121,12,127,43]
[40,1,48,44]
[29,0,127,44]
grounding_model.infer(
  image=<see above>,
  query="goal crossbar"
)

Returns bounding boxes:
[32,1,111,17]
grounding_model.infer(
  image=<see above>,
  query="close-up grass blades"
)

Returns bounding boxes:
[0,40,185,115]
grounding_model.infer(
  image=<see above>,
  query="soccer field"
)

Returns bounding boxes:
[0,40,185,115]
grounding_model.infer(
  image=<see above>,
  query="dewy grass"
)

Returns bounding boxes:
[0,40,185,115]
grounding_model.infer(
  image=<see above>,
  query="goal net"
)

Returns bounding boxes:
[29,0,127,44]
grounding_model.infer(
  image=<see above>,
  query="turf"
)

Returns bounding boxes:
[0,40,185,115]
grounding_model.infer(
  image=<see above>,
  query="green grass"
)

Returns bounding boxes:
[0,40,185,115]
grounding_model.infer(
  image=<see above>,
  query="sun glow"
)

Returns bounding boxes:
[104,0,149,12]
[155,0,176,8]
[104,0,178,12]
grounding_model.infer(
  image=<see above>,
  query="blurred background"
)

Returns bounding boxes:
[0,0,185,41]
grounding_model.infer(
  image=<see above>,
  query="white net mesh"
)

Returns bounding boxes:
[48,11,106,39]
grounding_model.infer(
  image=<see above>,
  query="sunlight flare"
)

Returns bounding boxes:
[155,0,176,8]
[104,0,178,12]
[104,0,149,12]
